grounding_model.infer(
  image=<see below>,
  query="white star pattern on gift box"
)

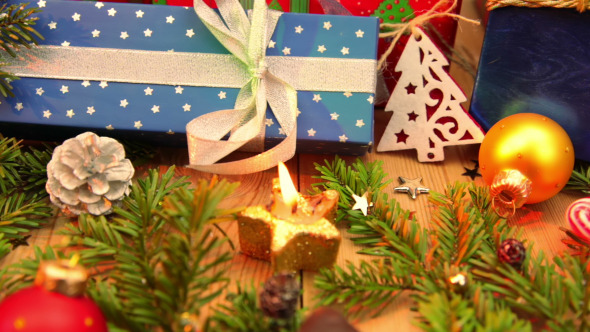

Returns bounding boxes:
[4,2,375,151]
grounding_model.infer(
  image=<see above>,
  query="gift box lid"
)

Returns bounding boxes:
[470,7,590,161]
[0,0,378,155]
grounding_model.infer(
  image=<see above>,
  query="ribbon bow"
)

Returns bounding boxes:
[187,0,298,174]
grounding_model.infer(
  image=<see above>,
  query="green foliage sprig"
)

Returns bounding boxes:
[0,3,44,97]
[566,161,590,194]
[312,156,590,331]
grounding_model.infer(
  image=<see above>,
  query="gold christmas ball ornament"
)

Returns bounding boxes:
[479,113,574,216]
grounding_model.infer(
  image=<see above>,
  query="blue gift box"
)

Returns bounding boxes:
[0,0,378,155]
[470,7,590,162]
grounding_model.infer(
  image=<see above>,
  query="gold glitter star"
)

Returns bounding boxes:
[394,176,430,199]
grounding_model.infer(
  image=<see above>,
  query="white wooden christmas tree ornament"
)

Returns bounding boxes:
[376,27,484,162]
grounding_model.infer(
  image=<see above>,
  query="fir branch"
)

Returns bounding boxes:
[566,161,590,194]
[0,3,44,97]
[0,136,22,193]
[204,283,305,332]
[0,192,52,239]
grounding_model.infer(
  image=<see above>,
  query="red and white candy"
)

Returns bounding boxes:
[567,197,590,241]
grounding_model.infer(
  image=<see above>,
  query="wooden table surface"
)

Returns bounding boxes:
[1,1,586,331]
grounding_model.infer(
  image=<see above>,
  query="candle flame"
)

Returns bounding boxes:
[278,162,298,208]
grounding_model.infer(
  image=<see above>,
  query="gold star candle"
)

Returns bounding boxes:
[238,162,340,272]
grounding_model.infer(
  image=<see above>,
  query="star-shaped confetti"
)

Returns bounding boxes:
[120,99,129,108]
[186,29,195,38]
[72,13,81,21]
[341,47,349,55]
[330,112,339,120]
[92,29,101,38]
[144,87,153,95]
[355,29,364,38]
[317,45,326,53]
[313,94,322,103]
[66,109,75,118]
[166,15,175,24]
[35,87,44,96]
[356,119,365,128]
[175,86,184,94]
[183,103,191,112]
[144,29,153,37]
[81,80,91,87]
[48,21,57,29]
[339,134,348,142]
[15,103,23,111]
[107,8,117,16]
[37,0,46,8]
[134,120,143,129]
[43,110,52,118]
[136,10,144,18]
[95,2,104,9]
[151,105,160,113]
[282,47,291,55]
[87,106,96,115]
[307,128,316,136]
[323,21,332,30]
[294,25,303,34]
[120,31,129,40]
[394,177,430,199]
[352,191,372,216]
[99,81,108,89]
[218,91,226,99]
[60,85,69,94]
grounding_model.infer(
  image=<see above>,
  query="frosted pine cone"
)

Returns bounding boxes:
[46,132,134,216]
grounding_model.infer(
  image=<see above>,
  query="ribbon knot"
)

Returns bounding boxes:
[251,58,268,78]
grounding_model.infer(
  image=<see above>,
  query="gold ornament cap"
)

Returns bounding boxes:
[490,169,532,217]
[34,259,89,297]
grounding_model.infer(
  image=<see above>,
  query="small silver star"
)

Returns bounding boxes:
[120,31,129,40]
[134,120,143,129]
[175,86,184,94]
[351,191,372,216]
[61,41,71,47]
[106,124,114,130]
[265,118,274,127]
[356,119,365,128]
[120,99,129,108]
[43,110,52,118]
[81,80,91,87]
[167,129,175,135]
[186,29,195,38]
[268,40,276,48]
[313,94,322,103]
[95,2,104,9]
[136,10,144,18]
[15,103,23,111]
[282,47,291,55]
[182,103,191,112]
[60,85,69,94]
[86,106,96,115]
[35,87,44,96]
[317,45,326,53]
[99,81,108,89]
[151,105,160,113]
[218,91,226,99]
[323,21,332,30]
[294,25,303,34]
[355,29,364,38]
[394,177,430,199]
[92,29,101,38]
[107,8,117,16]
[343,91,353,98]
[144,28,153,37]
[144,86,153,95]
[341,47,350,55]
[37,0,46,7]
[339,134,348,142]
[367,95,374,104]
[307,128,316,136]
[166,15,175,24]
[330,112,339,120]
[48,21,57,29]
[72,13,81,21]
[66,109,75,118]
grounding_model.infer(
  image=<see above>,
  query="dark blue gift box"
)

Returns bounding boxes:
[0,0,378,155]
[470,6,590,161]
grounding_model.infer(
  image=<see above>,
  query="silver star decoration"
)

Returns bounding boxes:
[15,103,23,111]
[81,80,91,87]
[352,191,373,216]
[312,94,321,102]
[175,86,184,94]
[356,119,365,128]
[107,8,117,16]
[60,85,69,94]
[339,134,348,142]
[394,177,430,199]
[307,128,316,136]
[186,29,195,38]
[294,25,303,34]
[144,86,153,95]
[343,91,353,98]
[72,13,81,21]
[330,112,339,120]
[341,47,349,55]
[95,2,104,9]
[182,103,191,112]
[355,29,364,38]
[323,21,332,30]
[268,40,276,48]
[106,124,114,130]
[134,120,143,129]
[120,31,129,40]
[43,110,52,118]
[86,106,96,115]
[136,10,144,18]
[92,29,101,38]
[144,29,153,37]
[218,91,226,99]
[282,47,291,55]
[120,99,129,108]
[166,15,175,24]
[66,109,75,118]
[99,81,108,89]
[317,45,326,53]
[151,105,160,113]
[48,21,57,29]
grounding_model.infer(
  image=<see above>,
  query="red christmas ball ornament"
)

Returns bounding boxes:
[479,113,575,217]
[0,260,108,332]
[566,197,590,241]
